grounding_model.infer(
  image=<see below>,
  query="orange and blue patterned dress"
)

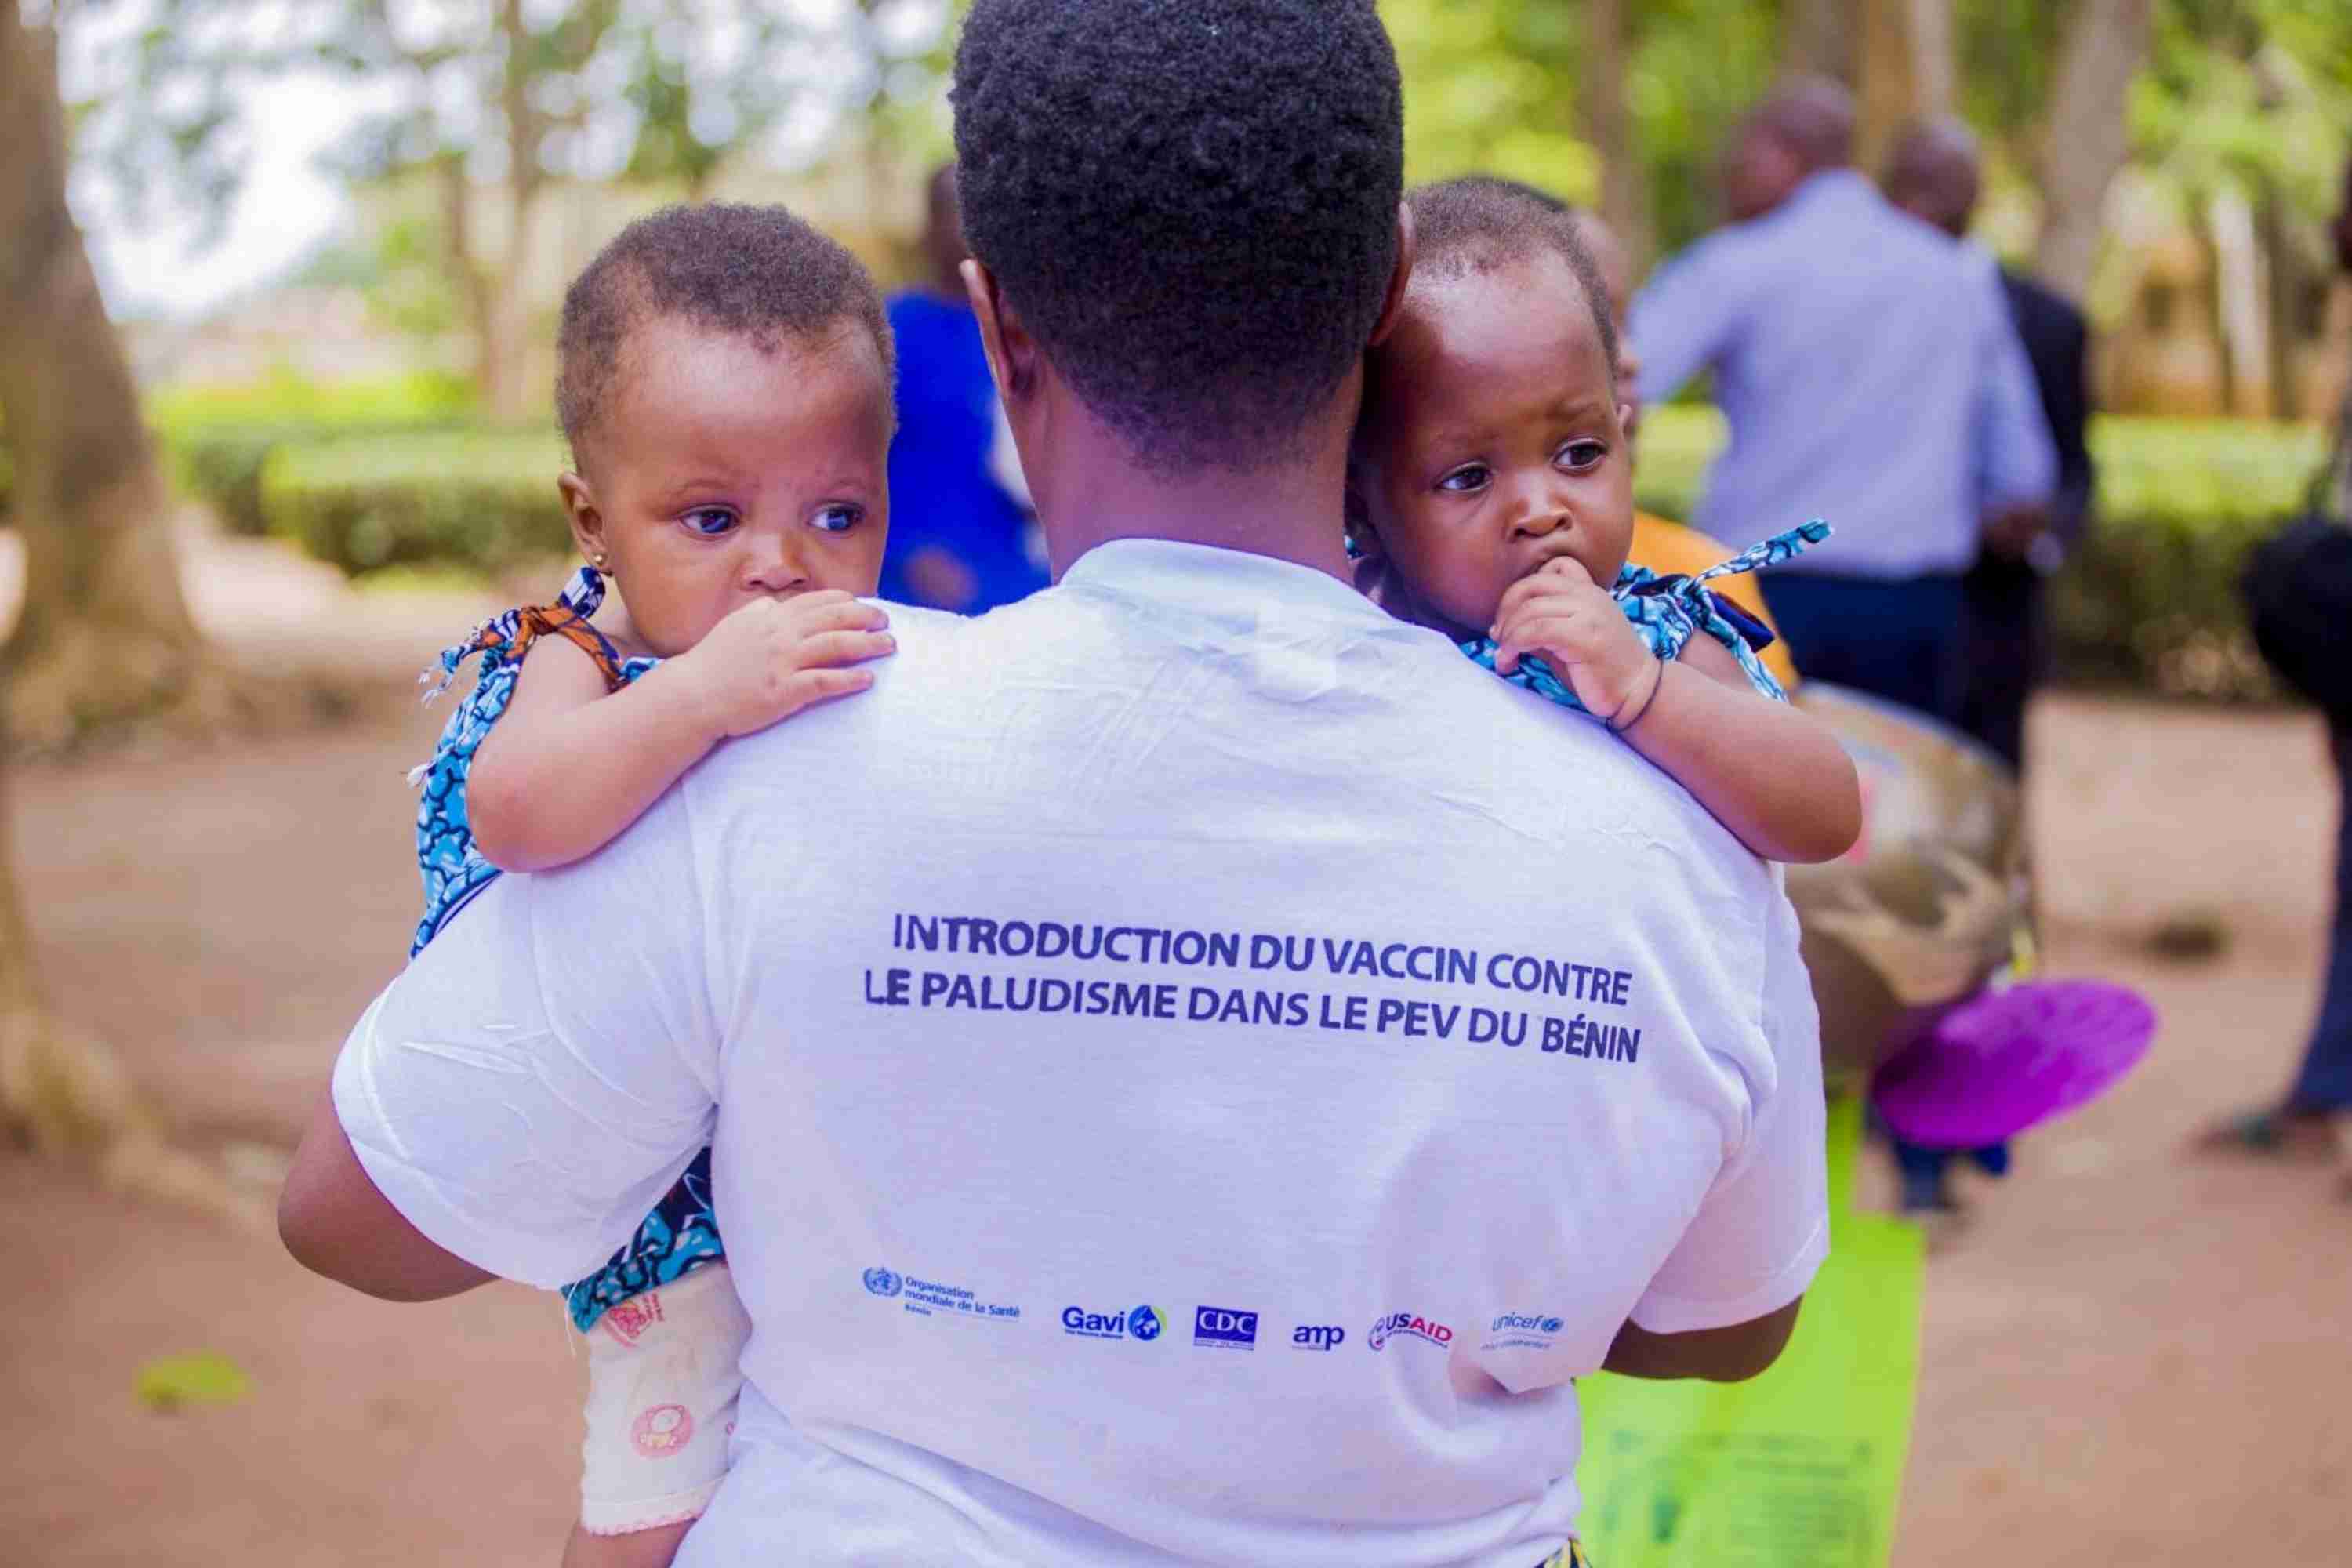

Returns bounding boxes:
[412,565,724,1331]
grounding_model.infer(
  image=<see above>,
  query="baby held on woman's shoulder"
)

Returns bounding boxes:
[397,177,1855,1568]
[403,202,901,1568]
[1348,176,1861,866]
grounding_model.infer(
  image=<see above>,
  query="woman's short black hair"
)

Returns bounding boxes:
[556,202,894,459]
[952,0,1404,474]
[1404,176,1618,388]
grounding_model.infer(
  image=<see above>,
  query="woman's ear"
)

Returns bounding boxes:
[557,472,607,567]
[963,258,1033,405]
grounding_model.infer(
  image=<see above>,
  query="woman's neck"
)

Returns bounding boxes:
[1027,397,1362,588]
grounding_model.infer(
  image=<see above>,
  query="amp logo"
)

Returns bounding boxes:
[1290,1324,1345,1351]
[1192,1305,1259,1349]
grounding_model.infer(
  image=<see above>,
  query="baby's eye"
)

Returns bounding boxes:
[810,503,865,535]
[680,507,739,537]
[1436,463,1492,495]
[1557,441,1608,474]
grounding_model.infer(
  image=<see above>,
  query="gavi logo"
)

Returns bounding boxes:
[1062,1304,1165,1341]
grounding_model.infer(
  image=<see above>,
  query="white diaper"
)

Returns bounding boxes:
[577,1262,750,1536]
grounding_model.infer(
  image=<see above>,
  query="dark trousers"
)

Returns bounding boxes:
[1759,572,1969,725]
[1957,557,2044,770]
[2291,725,2352,1113]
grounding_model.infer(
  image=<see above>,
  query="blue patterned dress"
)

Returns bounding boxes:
[1459,521,1830,710]
[411,565,725,1331]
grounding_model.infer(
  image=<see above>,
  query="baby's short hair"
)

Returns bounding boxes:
[1404,176,1617,387]
[556,203,895,459]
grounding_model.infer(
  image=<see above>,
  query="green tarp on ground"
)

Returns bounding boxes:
[1577,1098,1925,1568]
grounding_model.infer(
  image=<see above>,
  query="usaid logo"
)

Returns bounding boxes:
[1063,1304,1164,1341]
[1290,1324,1345,1351]
[862,1267,902,1298]
[1367,1312,1454,1351]
[1192,1305,1259,1349]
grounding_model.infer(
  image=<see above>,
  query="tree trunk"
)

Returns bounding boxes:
[0,7,227,753]
[2207,185,2271,418]
[1580,0,1654,274]
[0,8,258,1221]
[2031,0,2154,303]
[1856,0,1953,174]
[1783,0,1857,85]
[488,0,544,426]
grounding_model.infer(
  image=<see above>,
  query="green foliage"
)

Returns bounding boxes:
[260,429,573,575]
[1634,405,2329,701]
[152,372,477,535]
[1384,0,1598,198]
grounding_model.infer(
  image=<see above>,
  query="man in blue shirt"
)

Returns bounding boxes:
[1883,119,2096,771]
[1629,80,2057,724]
[880,164,1049,613]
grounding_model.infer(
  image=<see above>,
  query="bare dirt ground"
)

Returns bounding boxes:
[2,532,2347,1566]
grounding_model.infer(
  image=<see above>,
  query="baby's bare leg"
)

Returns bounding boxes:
[561,1519,694,1568]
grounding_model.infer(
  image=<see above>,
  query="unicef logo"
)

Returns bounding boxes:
[1541,1316,1565,1335]
[862,1267,903,1298]
[1127,1305,1164,1341]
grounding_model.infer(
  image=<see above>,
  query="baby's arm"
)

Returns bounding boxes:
[1490,561,1861,864]
[469,591,893,872]
[1625,633,1861,863]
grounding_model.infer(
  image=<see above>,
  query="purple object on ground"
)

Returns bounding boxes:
[1871,979,2157,1149]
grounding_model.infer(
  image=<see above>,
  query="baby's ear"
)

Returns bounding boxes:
[556,472,605,563]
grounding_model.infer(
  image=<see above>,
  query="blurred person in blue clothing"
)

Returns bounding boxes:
[2201,151,2352,1184]
[1883,119,2096,773]
[880,164,1048,613]
[1628,78,2057,730]
[1630,81,2056,1219]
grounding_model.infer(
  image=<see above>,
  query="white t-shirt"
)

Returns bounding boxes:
[335,539,1826,1567]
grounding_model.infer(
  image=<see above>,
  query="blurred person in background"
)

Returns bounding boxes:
[1629,80,2057,1217]
[878,163,1048,613]
[1627,78,2057,731]
[1883,120,2096,772]
[2204,151,2352,1180]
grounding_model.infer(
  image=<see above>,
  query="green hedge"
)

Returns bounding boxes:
[236,408,2333,702]
[260,430,574,575]
[154,372,478,536]
[1635,406,2328,702]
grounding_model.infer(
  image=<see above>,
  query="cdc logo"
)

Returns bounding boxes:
[1193,1305,1259,1349]
[1127,1305,1165,1341]
[862,1267,902,1298]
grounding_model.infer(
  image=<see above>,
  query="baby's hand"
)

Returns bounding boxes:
[1490,557,1655,722]
[673,591,895,741]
